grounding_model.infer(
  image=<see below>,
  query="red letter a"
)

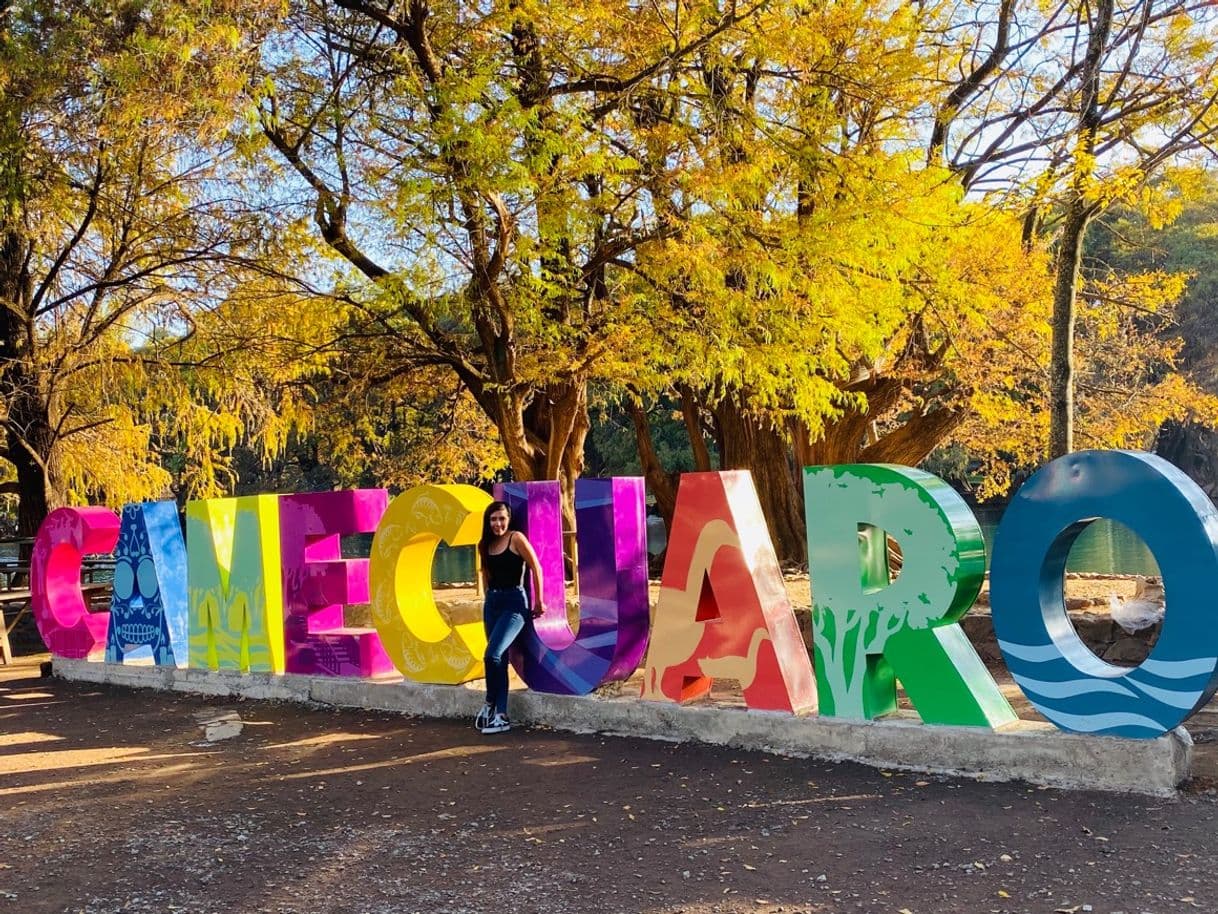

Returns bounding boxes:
[641,472,816,714]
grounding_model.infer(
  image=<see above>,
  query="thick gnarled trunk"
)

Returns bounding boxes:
[1,225,59,538]
[7,406,56,538]
[492,376,590,570]
[712,396,808,567]
[659,371,968,567]
[626,398,677,531]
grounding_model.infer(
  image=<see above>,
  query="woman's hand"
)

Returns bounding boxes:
[513,535,548,621]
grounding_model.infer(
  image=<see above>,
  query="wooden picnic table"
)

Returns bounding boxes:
[0,580,111,666]
[0,535,116,663]
[0,556,112,585]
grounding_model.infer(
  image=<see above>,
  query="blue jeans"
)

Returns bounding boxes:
[483,587,529,715]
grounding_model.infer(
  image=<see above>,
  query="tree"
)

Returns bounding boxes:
[624,0,1218,548]
[609,0,1055,560]
[1089,171,1218,493]
[256,0,753,535]
[258,0,985,554]
[930,202,1218,498]
[925,0,1218,457]
[628,201,1055,557]
[256,0,1216,567]
[0,0,292,534]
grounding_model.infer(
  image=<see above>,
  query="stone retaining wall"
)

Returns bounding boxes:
[53,657,1195,796]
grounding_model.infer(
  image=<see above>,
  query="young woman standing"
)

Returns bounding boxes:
[476,500,546,734]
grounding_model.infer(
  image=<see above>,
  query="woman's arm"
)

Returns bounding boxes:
[511,533,547,618]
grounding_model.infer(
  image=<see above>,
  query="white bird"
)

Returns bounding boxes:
[1108,577,1165,633]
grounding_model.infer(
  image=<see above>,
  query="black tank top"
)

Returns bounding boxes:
[485,534,526,589]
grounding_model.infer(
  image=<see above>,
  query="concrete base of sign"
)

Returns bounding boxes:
[54,658,1192,797]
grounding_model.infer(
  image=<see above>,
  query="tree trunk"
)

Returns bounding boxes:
[688,366,970,566]
[1157,421,1218,499]
[7,402,56,538]
[626,398,677,531]
[1,225,58,539]
[494,375,589,575]
[1049,0,1113,459]
[1021,204,1043,253]
[712,396,807,567]
[557,388,589,573]
[794,377,905,468]
[677,384,713,472]
[1049,199,1091,459]
[858,407,968,466]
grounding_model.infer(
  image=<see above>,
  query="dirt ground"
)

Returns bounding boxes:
[4,654,1218,914]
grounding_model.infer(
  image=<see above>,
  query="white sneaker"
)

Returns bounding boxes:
[475,702,493,730]
[480,712,511,734]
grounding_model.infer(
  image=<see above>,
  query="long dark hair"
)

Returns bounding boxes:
[478,500,513,563]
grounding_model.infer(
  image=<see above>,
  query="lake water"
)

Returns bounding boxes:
[333,535,476,584]
[973,507,1160,576]
[431,543,477,584]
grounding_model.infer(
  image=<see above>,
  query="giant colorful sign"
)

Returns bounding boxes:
[30,450,1218,740]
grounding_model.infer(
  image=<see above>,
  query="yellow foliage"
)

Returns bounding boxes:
[941,214,1211,498]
